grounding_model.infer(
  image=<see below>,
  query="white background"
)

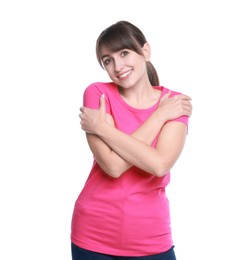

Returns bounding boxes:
[0,0,251,259]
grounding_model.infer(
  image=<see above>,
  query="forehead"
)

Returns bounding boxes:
[100,46,124,58]
[100,45,112,55]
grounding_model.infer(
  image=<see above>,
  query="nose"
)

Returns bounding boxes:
[114,58,123,72]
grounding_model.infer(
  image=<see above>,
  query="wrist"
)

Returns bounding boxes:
[95,120,111,137]
[155,108,167,125]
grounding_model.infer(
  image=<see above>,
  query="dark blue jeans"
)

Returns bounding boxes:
[71,243,176,260]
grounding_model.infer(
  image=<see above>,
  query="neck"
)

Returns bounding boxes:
[117,82,161,109]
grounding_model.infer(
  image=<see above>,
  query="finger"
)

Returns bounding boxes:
[166,90,172,98]
[80,107,84,112]
[179,94,192,100]
[173,94,191,101]
[182,99,192,106]
[184,104,193,116]
[160,91,171,102]
[99,94,106,113]
[164,90,172,99]
[182,103,193,113]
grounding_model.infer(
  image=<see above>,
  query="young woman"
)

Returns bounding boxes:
[71,20,192,260]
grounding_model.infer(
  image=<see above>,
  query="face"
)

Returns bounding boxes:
[100,44,151,89]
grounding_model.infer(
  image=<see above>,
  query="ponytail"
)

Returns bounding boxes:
[147,61,159,86]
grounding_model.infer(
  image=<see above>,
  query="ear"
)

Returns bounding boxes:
[142,43,151,61]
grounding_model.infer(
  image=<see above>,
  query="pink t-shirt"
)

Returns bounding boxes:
[71,82,188,256]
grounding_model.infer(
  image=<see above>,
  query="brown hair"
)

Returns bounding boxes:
[96,21,160,86]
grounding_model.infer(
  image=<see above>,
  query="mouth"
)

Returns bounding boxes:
[117,70,132,80]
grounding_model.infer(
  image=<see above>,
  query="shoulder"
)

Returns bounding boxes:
[161,86,182,97]
[161,86,189,127]
[83,82,117,110]
[84,82,116,95]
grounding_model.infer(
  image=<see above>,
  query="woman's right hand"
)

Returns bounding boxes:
[157,91,192,123]
[79,94,115,135]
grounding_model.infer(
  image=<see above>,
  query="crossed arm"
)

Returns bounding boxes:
[80,92,192,178]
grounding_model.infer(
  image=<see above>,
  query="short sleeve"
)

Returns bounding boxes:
[83,83,103,108]
[166,89,189,128]
[83,83,111,114]
[171,115,188,126]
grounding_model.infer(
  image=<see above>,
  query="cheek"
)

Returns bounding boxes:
[105,67,113,75]
[139,61,147,74]
[105,68,116,80]
[134,56,147,70]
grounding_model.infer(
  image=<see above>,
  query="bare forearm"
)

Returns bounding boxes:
[131,109,164,144]
[96,122,164,176]
[89,110,166,177]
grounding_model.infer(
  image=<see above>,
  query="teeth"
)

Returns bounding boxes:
[119,71,131,78]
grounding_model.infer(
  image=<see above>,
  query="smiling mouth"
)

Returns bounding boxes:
[118,70,132,79]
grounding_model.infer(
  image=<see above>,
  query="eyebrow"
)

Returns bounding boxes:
[101,48,128,60]
[101,54,110,60]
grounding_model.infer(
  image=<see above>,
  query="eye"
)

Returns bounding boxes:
[121,50,129,57]
[103,58,112,66]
